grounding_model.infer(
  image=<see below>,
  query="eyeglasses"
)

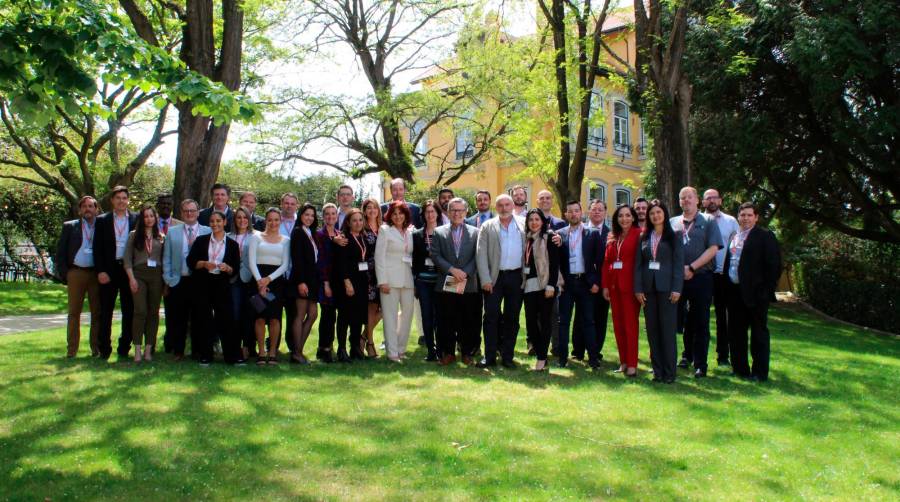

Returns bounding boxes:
[449,209,467,213]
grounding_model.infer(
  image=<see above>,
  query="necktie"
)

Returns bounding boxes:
[161,220,168,235]
[188,227,194,246]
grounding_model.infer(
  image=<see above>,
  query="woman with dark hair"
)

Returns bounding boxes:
[375,200,415,362]
[188,211,242,365]
[228,206,258,360]
[361,198,382,357]
[522,208,560,372]
[634,201,684,383]
[314,203,347,363]
[248,208,291,365]
[289,203,320,364]
[602,204,642,377]
[412,199,443,361]
[334,208,370,362]
[123,205,165,362]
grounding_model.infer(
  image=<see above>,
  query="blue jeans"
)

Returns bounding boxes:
[415,278,438,356]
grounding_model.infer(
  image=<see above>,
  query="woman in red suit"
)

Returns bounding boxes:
[602,205,642,377]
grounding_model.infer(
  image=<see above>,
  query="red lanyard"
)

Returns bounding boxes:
[651,231,662,260]
[144,235,153,255]
[81,219,94,246]
[209,238,225,263]
[114,215,128,239]
[568,226,582,254]
[352,233,366,257]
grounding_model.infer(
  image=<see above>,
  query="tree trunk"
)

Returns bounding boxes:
[173,0,243,213]
[653,76,692,210]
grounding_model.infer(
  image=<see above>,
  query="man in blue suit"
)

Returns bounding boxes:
[162,199,211,359]
[572,198,610,361]
[381,178,422,228]
[556,200,603,369]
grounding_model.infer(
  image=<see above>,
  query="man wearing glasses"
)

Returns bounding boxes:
[703,188,740,367]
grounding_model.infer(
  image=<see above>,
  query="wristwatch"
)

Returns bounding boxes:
[688,264,696,273]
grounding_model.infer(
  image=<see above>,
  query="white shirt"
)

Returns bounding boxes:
[74,218,95,267]
[249,234,290,281]
[208,235,226,265]
[498,218,523,270]
[567,224,586,274]
[709,210,740,273]
[113,213,130,259]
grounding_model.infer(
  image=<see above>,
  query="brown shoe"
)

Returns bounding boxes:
[462,355,474,366]
[439,354,457,366]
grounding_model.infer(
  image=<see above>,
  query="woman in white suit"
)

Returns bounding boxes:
[375,201,416,362]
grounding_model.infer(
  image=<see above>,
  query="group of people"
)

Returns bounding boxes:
[56,178,781,382]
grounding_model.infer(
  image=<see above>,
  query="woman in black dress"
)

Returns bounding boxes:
[334,208,370,362]
[289,203,320,364]
[187,211,242,366]
[361,198,382,358]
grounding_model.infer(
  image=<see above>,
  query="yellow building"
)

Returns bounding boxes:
[386,12,646,214]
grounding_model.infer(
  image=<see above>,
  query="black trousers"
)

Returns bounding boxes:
[572,292,610,358]
[726,282,771,380]
[193,275,240,363]
[165,275,202,356]
[713,272,731,361]
[678,271,714,371]
[644,291,678,381]
[558,276,599,365]
[283,299,298,353]
[336,290,367,353]
[318,303,337,352]
[98,260,134,358]
[482,269,525,364]
[438,292,480,357]
[524,291,554,360]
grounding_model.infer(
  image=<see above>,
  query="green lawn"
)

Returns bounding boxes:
[0,304,897,500]
[0,281,70,316]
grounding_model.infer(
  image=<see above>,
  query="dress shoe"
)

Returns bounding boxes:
[439,354,457,366]
[318,351,334,363]
[571,354,585,361]
[557,359,568,368]
[678,358,690,368]
[589,361,601,371]
[694,368,707,378]
[337,349,351,363]
[501,360,517,369]
[476,359,497,369]
[350,347,366,360]
[425,352,438,362]
[418,336,425,346]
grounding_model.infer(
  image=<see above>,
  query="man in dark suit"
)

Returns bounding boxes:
[430,197,481,365]
[465,190,494,228]
[93,185,138,359]
[572,198,610,361]
[198,183,234,232]
[724,202,781,382]
[239,191,266,231]
[557,200,603,369]
[381,178,422,228]
[55,195,102,358]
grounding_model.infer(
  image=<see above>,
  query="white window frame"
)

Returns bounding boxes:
[410,119,428,167]
[614,186,632,207]
[613,100,630,154]
[587,90,607,151]
[586,179,608,209]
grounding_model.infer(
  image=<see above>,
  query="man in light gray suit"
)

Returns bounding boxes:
[162,199,211,359]
[476,194,526,368]
[431,198,481,366]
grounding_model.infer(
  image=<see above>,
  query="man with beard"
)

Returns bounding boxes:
[703,188,740,366]
[633,197,649,232]
[510,185,528,218]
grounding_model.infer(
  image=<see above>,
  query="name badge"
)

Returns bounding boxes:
[613,261,623,270]
[211,268,221,275]
[523,266,530,274]
[424,258,434,267]
[402,256,412,264]
[147,259,158,268]
[648,261,660,271]
[358,262,369,271]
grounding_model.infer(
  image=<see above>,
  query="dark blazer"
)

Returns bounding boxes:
[198,206,235,233]
[56,219,87,283]
[381,201,422,229]
[412,227,438,277]
[186,234,240,281]
[589,223,610,285]
[430,224,479,293]
[92,211,137,276]
[465,211,495,228]
[333,232,370,296]
[633,232,685,294]
[547,215,567,231]
[557,225,601,287]
[289,225,320,297]
[723,226,781,307]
